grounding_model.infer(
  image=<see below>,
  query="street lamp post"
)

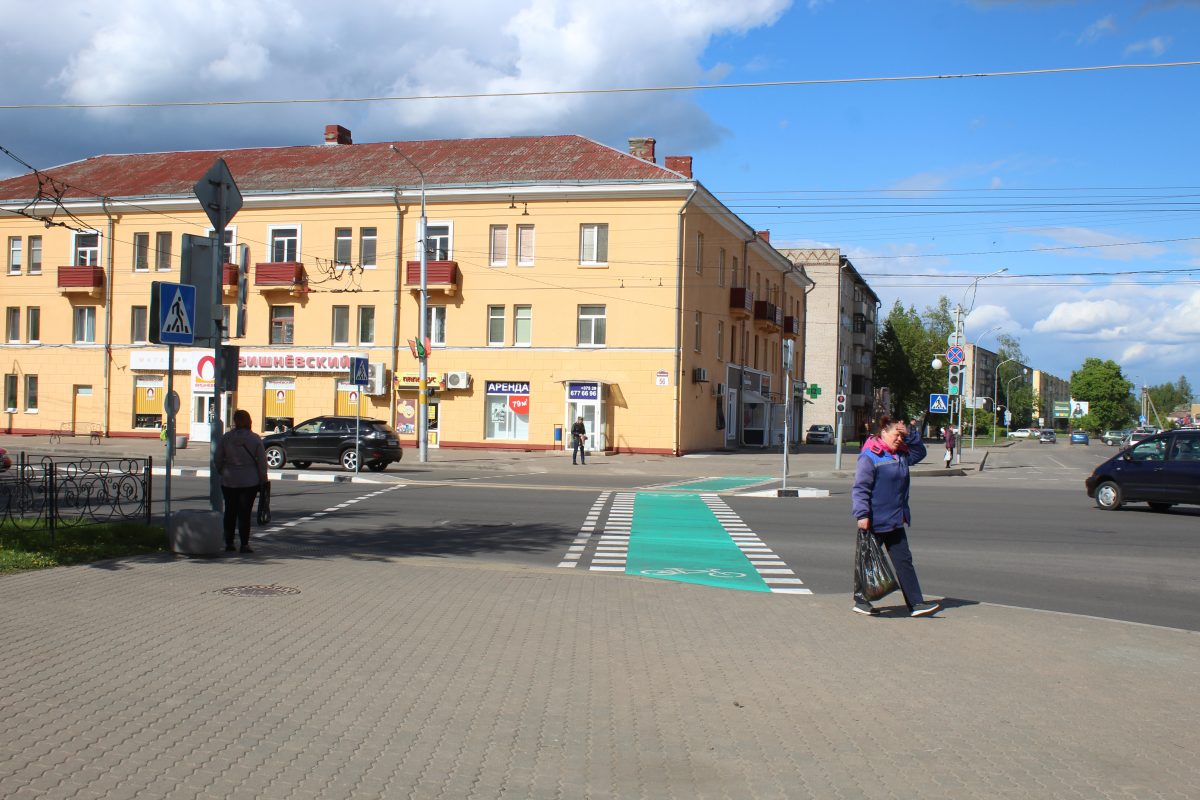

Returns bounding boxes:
[1005,369,1029,434]
[993,357,1016,444]
[969,325,1001,450]
[389,145,430,464]
[952,268,1007,460]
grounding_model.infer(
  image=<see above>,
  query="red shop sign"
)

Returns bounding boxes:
[508,395,529,414]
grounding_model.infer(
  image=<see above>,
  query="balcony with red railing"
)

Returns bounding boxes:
[753,300,782,331]
[254,261,307,290]
[729,287,754,318]
[57,266,105,292]
[405,260,459,295]
[783,315,800,337]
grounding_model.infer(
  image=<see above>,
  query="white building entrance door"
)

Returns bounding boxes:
[190,393,229,443]
[565,381,603,451]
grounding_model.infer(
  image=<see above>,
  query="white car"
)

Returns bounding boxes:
[1007,428,1036,439]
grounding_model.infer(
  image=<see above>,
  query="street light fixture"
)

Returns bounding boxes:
[969,325,1001,450]
[1005,368,1030,434]
[389,145,430,464]
[993,357,1016,444]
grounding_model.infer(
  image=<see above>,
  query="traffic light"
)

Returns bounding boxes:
[835,394,847,413]
[947,365,962,396]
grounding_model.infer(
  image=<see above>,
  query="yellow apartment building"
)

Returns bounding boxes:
[0,127,810,454]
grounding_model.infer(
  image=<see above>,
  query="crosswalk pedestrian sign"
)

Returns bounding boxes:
[150,281,196,345]
[929,393,950,413]
[349,356,370,387]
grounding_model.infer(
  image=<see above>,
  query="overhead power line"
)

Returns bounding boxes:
[1,61,1197,110]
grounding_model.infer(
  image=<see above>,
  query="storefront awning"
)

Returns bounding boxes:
[742,390,769,405]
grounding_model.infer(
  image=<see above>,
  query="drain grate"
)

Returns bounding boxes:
[214,584,301,598]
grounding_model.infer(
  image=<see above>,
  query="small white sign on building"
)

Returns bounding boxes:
[655,369,670,387]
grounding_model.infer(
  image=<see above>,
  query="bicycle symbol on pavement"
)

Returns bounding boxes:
[640,567,747,578]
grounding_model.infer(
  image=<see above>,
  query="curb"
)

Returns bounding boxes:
[152,467,381,484]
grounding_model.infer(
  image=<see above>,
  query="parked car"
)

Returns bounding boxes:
[1086,430,1200,511]
[0,447,10,473]
[805,424,834,445]
[1121,429,1158,449]
[1102,429,1130,446]
[262,416,402,472]
[1007,428,1036,439]
[1070,431,1090,445]
[1038,430,1057,443]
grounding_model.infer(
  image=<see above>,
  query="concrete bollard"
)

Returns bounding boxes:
[169,509,224,556]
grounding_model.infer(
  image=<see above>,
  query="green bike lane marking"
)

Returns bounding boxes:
[654,476,772,492]
[625,492,771,592]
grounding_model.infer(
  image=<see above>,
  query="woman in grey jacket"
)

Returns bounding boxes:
[215,409,269,553]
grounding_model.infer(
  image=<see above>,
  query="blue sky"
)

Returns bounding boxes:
[2,0,1197,393]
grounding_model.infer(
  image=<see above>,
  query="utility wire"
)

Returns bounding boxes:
[2,61,1197,110]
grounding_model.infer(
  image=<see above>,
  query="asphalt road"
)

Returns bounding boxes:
[159,439,1199,631]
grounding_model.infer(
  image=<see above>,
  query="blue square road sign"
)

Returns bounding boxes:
[929,393,950,414]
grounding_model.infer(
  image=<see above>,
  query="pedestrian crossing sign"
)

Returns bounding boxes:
[929,393,950,413]
[349,356,370,387]
[150,281,196,345]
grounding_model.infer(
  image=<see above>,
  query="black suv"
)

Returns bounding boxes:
[262,416,402,472]
[1086,429,1200,512]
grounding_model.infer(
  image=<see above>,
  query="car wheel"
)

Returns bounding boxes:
[340,448,359,471]
[292,461,312,469]
[265,445,286,469]
[1148,502,1173,513]
[366,461,388,472]
[1094,481,1123,511]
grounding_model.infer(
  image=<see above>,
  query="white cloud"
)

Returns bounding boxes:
[1077,14,1118,44]
[1027,226,1167,260]
[1124,36,1171,57]
[1033,299,1135,335]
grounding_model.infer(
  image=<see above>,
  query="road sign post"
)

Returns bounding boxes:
[349,357,370,474]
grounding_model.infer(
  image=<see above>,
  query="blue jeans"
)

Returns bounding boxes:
[854,527,925,608]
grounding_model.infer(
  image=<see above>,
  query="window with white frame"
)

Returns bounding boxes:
[489,225,508,267]
[130,306,148,344]
[695,232,703,274]
[7,237,21,274]
[426,305,446,346]
[577,305,606,346]
[334,228,352,266]
[359,227,377,268]
[694,311,702,352]
[208,228,235,264]
[424,225,450,260]
[270,227,299,262]
[718,248,726,287]
[73,307,96,343]
[133,233,150,271]
[358,306,375,344]
[3,374,15,412]
[487,305,505,346]
[26,307,40,343]
[270,306,294,344]
[514,305,531,346]
[580,224,608,265]
[75,232,100,266]
[28,236,41,274]
[716,320,724,361]
[517,225,534,266]
[155,232,172,270]
[332,306,350,345]
[5,307,18,342]
[24,375,37,412]
[732,256,740,287]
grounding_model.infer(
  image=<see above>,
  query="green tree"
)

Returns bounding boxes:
[874,320,917,418]
[1147,375,1194,418]
[1070,358,1134,432]
[874,297,955,421]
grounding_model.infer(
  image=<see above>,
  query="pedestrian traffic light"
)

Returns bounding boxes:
[947,365,962,396]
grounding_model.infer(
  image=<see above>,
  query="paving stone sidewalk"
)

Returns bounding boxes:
[1,538,1196,799]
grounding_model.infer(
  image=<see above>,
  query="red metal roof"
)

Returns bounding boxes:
[0,135,686,202]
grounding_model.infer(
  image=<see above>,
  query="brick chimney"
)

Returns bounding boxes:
[665,155,693,178]
[324,124,353,145]
[756,230,770,243]
[627,137,656,163]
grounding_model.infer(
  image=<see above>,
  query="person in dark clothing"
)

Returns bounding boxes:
[943,426,956,468]
[571,416,588,465]
[215,409,269,553]
[851,416,941,617]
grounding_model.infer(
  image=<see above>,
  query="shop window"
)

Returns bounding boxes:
[579,223,608,265]
[270,306,294,345]
[74,307,96,343]
[358,306,375,345]
[514,305,531,347]
[131,306,148,344]
[490,225,508,267]
[74,232,100,266]
[155,232,172,270]
[426,306,446,346]
[24,375,37,412]
[26,307,40,343]
[487,306,505,346]
[517,225,534,266]
[28,236,41,274]
[5,307,18,342]
[332,306,350,345]
[7,237,20,274]
[133,377,162,428]
[485,390,530,441]
[577,305,606,347]
[424,225,450,260]
[269,227,299,262]
[3,374,15,411]
[133,233,150,271]
[359,227,377,268]
[334,228,352,266]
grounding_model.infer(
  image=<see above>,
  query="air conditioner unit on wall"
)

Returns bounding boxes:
[712,383,726,397]
[692,367,709,384]
[444,371,471,390]
[366,363,388,395]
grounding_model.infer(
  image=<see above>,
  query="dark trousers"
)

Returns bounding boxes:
[221,485,259,546]
[572,439,586,464]
[855,527,925,608]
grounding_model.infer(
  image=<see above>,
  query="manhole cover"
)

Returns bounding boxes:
[214,584,301,598]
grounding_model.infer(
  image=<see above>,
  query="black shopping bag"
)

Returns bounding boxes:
[855,528,898,602]
[256,482,271,526]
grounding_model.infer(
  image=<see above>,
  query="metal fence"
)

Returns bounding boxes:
[0,454,153,542]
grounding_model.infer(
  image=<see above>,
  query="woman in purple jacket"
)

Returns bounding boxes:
[851,416,941,617]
